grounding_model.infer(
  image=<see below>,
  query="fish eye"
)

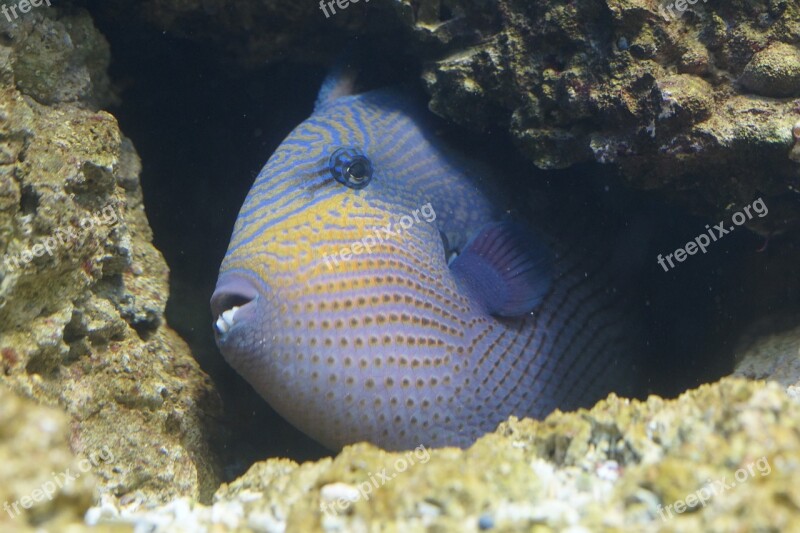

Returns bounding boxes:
[330,147,373,190]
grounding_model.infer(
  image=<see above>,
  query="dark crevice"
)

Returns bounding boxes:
[20,184,39,215]
[82,10,333,476]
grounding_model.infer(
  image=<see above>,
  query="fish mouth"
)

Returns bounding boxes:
[210,274,261,337]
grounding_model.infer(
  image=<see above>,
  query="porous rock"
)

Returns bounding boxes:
[87,378,800,531]
[0,385,96,531]
[112,0,800,235]
[0,7,222,510]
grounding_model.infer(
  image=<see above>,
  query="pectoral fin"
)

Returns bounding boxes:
[450,221,553,317]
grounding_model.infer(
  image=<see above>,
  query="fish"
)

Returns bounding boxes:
[211,66,639,451]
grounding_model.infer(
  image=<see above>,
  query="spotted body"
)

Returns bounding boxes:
[212,73,636,450]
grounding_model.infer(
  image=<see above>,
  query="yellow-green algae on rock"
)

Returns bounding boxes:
[0,7,223,509]
[0,384,128,532]
[89,377,800,531]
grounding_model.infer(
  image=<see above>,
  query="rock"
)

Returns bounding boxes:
[733,315,800,401]
[0,385,96,531]
[414,0,800,235]
[0,7,222,509]
[7,11,116,106]
[740,42,800,98]
[85,377,800,531]
[99,0,800,235]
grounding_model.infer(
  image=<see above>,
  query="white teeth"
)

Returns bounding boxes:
[215,306,240,335]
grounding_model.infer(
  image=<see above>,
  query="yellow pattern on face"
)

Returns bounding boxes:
[223,194,431,290]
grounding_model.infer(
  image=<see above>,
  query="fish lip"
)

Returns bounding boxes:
[210,272,262,339]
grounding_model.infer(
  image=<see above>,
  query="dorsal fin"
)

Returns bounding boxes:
[314,48,360,112]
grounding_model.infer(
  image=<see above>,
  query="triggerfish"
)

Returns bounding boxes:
[211,67,638,451]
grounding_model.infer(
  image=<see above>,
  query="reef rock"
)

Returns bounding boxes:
[415,0,800,236]
[734,315,800,401]
[740,42,800,98]
[113,0,800,235]
[0,385,96,531]
[0,8,222,507]
[86,377,800,531]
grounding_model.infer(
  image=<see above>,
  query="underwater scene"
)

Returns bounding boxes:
[0,0,799,531]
